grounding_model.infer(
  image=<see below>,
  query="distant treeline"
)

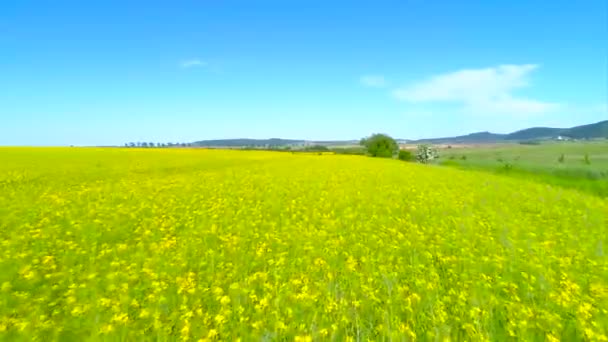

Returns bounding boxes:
[241,145,367,155]
[124,142,192,148]
[121,142,367,155]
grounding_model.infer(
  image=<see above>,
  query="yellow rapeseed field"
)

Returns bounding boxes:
[0,148,607,341]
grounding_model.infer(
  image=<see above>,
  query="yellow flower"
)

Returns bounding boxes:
[100,324,114,334]
[294,335,312,342]
[139,309,150,319]
[207,329,218,339]
[214,314,226,325]
[181,322,190,337]
[71,306,84,316]
[220,295,231,305]
[111,313,129,324]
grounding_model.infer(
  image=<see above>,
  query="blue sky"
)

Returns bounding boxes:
[1,0,606,146]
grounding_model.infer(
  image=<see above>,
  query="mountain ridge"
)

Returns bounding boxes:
[191,120,608,147]
[393,120,607,144]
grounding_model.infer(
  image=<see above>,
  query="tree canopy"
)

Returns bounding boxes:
[361,134,398,158]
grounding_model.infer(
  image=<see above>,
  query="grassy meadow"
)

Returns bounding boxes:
[1,147,607,341]
[438,141,608,197]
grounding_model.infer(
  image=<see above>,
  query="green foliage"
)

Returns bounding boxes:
[558,154,565,163]
[398,149,414,162]
[303,145,329,152]
[519,140,541,145]
[552,168,608,180]
[362,133,398,158]
[330,147,366,155]
[584,153,591,165]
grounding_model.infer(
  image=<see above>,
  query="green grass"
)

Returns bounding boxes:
[438,141,608,197]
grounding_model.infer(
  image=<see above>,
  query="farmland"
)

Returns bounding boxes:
[0,148,607,341]
[437,141,608,197]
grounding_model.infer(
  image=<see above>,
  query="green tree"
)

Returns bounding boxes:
[303,145,329,152]
[398,149,414,161]
[362,134,398,158]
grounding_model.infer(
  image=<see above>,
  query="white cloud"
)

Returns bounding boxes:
[360,75,387,88]
[392,64,559,116]
[180,59,207,68]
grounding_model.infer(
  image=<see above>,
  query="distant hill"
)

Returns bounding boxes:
[189,120,607,148]
[413,120,608,144]
[309,140,360,146]
[413,131,506,144]
[505,120,608,141]
[504,127,564,140]
[561,120,608,139]
[192,138,304,147]
[191,138,360,148]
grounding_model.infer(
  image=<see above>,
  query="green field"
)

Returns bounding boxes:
[438,141,608,197]
[1,148,607,341]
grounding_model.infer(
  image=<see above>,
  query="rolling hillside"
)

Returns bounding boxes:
[188,120,608,147]
[561,120,608,139]
[412,132,506,144]
[504,120,608,140]
[191,138,305,147]
[504,127,564,140]
[413,120,607,144]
